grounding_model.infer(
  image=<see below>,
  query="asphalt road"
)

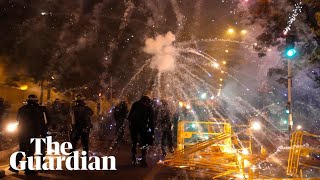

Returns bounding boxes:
[0,138,210,180]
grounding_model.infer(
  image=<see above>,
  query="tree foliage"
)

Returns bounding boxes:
[241,0,320,86]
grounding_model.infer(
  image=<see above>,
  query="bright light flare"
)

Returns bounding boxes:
[227,28,234,34]
[242,148,250,155]
[7,122,18,133]
[191,123,196,128]
[240,30,247,35]
[201,93,207,99]
[179,101,183,107]
[186,104,191,109]
[212,62,220,68]
[297,125,302,130]
[251,122,261,130]
[286,49,296,57]
[20,85,28,91]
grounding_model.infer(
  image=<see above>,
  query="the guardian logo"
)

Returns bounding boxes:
[10,136,116,171]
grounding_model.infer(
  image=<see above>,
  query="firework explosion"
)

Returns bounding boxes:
[0,0,319,179]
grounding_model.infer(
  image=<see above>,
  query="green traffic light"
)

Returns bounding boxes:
[286,49,296,58]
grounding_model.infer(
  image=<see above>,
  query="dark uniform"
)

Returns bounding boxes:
[157,100,174,157]
[128,95,154,166]
[9,95,48,175]
[70,95,93,154]
[114,101,129,142]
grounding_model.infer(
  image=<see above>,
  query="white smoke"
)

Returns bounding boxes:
[143,32,177,72]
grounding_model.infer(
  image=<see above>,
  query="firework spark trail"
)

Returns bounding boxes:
[180,56,212,77]
[259,130,282,149]
[151,72,162,98]
[176,67,202,98]
[104,0,135,61]
[101,0,135,89]
[176,66,226,132]
[180,65,218,92]
[229,69,261,82]
[170,0,185,37]
[233,96,286,137]
[283,1,303,35]
[165,74,183,104]
[177,38,249,46]
[47,0,108,82]
[194,0,202,28]
[178,48,217,63]
[118,60,150,99]
[171,76,189,101]
[226,73,250,91]
[221,94,284,140]
[172,73,201,121]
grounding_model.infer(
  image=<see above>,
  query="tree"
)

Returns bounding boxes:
[239,0,320,87]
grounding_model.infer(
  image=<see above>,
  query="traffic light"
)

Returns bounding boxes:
[285,109,290,114]
[285,103,290,114]
[285,34,297,59]
[286,49,296,57]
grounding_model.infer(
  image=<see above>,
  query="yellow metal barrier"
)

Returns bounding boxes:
[164,120,320,179]
[164,120,252,179]
[287,131,320,177]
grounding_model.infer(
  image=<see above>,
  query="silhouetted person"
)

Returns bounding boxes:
[157,100,174,157]
[128,95,154,167]
[114,100,129,142]
[9,95,48,175]
[70,94,93,157]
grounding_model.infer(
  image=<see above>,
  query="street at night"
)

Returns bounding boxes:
[0,0,320,179]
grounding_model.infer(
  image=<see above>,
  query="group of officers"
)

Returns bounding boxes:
[8,93,175,174]
[8,94,93,175]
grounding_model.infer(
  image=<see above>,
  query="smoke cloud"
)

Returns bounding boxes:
[143,32,177,72]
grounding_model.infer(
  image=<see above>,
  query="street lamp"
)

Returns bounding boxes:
[20,85,28,91]
[240,30,247,35]
[227,28,235,34]
[7,122,18,133]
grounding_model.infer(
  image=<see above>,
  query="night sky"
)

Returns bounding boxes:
[0,0,239,90]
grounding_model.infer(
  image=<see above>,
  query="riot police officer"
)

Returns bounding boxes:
[9,94,48,175]
[70,94,93,155]
[157,100,174,157]
[128,94,154,167]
